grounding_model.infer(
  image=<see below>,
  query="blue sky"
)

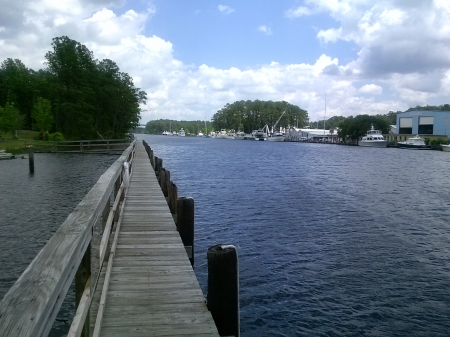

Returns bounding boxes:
[1,0,450,124]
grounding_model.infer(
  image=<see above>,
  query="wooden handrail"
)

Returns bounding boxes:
[0,141,136,337]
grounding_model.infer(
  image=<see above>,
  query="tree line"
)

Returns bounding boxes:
[0,36,146,140]
[144,119,212,135]
[211,100,308,133]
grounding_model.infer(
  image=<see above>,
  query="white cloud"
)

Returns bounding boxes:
[258,25,272,35]
[84,7,115,22]
[1,0,449,124]
[358,84,382,95]
[218,5,234,15]
[285,6,313,18]
[317,27,342,43]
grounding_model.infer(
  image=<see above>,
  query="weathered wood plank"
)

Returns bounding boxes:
[96,141,219,337]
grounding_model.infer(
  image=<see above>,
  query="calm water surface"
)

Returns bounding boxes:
[137,134,450,337]
[2,137,450,336]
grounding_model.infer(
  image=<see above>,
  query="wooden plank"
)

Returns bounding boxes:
[96,142,219,337]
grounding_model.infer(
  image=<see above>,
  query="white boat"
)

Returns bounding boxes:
[244,133,254,140]
[398,135,430,149]
[217,129,227,139]
[209,131,216,138]
[225,129,236,139]
[178,128,186,137]
[253,128,268,141]
[0,150,15,160]
[441,144,450,152]
[234,131,245,140]
[197,132,204,137]
[359,125,388,147]
[267,132,285,142]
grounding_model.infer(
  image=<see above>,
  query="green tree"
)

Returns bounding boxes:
[0,102,22,138]
[212,100,307,133]
[32,97,53,131]
[337,114,390,140]
[0,59,35,129]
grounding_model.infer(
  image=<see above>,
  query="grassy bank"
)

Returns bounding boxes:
[0,131,37,154]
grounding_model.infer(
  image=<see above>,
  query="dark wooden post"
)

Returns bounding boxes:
[177,197,194,266]
[149,149,154,168]
[162,170,170,197]
[171,183,178,216]
[28,150,34,174]
[207,245,240,337]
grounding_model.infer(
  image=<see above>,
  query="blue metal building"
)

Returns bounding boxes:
[396,110,450,137]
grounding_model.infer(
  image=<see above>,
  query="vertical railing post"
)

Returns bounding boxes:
[76,244,91,337]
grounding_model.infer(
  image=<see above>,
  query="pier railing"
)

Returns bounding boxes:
[24,139,132,154]
[0,141,136,337]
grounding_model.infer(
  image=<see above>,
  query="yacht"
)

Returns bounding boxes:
[234,131,245,140]
[253,128,268,141]
[359,125,388,147]
[267,132,285,142]
[441,144,450,152]
[178,128,186,137]
[398,135,430,149]
[217,129,227,139]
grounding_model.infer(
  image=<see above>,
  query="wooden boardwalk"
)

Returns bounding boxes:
[93,142,219,336]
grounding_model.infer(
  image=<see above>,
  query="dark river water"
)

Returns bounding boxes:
[2,136,450,336]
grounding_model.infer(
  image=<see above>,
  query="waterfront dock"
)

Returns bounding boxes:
[90,142,219,336]
[0,140,222,337]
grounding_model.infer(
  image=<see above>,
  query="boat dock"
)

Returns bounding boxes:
[0,140,234,337]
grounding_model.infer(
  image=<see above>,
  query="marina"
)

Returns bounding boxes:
[2,135,450,336]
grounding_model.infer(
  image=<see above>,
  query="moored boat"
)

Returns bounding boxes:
[359,125,388,147]
[217,129,227,139]
[267,132,285,142]
[441,144,450,152]
[0,150,15,160]
[178,128,186,137]
[253,125,268,141]
[398,135,430,149]
[234,131,245,140]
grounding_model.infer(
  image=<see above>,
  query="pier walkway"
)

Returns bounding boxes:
[91,141,219,336]
[0,141,220,337]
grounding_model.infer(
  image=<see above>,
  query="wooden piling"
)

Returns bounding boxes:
[207,245,240,337]
[177,197,194,266]
[29,150,34,173]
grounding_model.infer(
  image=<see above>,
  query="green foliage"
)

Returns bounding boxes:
[337,114,390,140]
[145,119,213,135]
[407,104,450,111]
[44,131,50,141]
[32,97,53,131]
[0,36,146,140]
[52,132,64,141]
[0,102,22,136]
[211,100,308,133]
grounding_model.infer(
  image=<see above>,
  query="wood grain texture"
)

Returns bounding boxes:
[97,142,219,337]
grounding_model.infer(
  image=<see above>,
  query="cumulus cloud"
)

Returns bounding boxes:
[258,25,272,35]
[285,6,313,18]
[218,5,234,15]
[358,84,382,95]
[0,0,449,123]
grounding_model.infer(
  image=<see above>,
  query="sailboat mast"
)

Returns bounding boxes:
[324,94,326,136]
